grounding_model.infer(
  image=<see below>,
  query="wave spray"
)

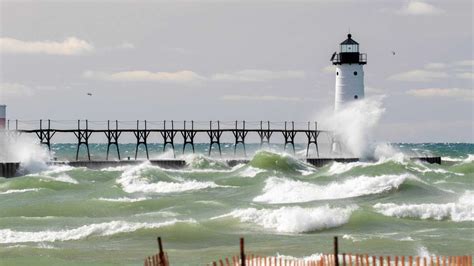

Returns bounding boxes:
[317,96,386,159]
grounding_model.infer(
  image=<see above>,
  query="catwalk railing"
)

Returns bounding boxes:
[5,119,330,160]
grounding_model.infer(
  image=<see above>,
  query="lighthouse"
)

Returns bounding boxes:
[330,34,367,111]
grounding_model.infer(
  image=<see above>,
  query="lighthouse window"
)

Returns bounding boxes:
[353,71,358,76]
[354,95,358,99]
[336,72,339,76]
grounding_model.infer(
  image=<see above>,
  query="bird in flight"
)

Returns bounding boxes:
[392,51,396,55]
[87,93,93,96]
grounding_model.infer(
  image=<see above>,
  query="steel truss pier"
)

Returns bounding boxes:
[7,119,326,161]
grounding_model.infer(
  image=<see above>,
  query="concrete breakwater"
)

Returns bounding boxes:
[1,157,441,178]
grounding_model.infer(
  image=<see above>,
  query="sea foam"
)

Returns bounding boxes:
[373,191,474,222]
[216,205,356,233]
[97,197,150,202]
[237,166,265,178]
[254,174,412,204]
[0,219,195,244]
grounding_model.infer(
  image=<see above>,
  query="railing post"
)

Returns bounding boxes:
[334,236,339,266]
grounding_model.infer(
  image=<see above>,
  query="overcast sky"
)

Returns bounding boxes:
[0,0,472,142]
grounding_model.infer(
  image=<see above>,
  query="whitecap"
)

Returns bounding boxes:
[442,156,464,162]
[97,197,150,202]
[408,162,464,176]
[373,191,473,222]
[0,219,195,244]
[462,154,474,163]
[0,188,41,195]
[253,174,412,204]
[41,173,79,184]
[327,161,378,175]
[116,163,225,193]
[25,165,80,183]
[273,253,323,262]
[417,246,435,258]
[214,205,356,233]
[100,165,132,172]
[238,166,265,178]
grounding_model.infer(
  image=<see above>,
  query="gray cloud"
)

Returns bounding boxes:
[0,1,472,142]
[389,70,449,82]
[83,70,206,84]
[407,88,473,100]
[398,1,445,15]
[0,83,33,96]
[221,95,316,102]
[389,59,473,82]
[83,69,306,84]
[212,70,305,82]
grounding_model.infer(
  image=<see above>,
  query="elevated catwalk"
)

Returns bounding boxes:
[6,120,324,159]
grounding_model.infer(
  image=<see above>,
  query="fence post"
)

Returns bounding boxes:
[334,236,339,266]
[157,237,165,266]
[240,238,246,266]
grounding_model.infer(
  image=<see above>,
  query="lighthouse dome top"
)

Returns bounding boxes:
[331,33,366,65]
[340,33,359,53]
[340,34,359,45]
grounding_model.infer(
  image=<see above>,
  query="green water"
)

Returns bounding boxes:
[0,143,473,265]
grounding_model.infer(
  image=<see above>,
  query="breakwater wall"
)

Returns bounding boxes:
[1,157,441,178]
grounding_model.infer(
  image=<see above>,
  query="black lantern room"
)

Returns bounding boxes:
[331,34,367,65]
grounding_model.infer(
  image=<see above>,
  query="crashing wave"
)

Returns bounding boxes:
[249,150,315,173]
[254,174,413,204]
[373,191,474,222]
[0,219,195,244]
[116,162,224,193]
[214,205,357,233]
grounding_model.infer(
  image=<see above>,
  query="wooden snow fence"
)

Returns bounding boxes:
[208,254,472,266]
[321,254,472,266]
[144,237,169,266]
[209,237,472,266]
[145,236,472,266]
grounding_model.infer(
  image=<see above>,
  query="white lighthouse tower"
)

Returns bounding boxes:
[330,34,367,111]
